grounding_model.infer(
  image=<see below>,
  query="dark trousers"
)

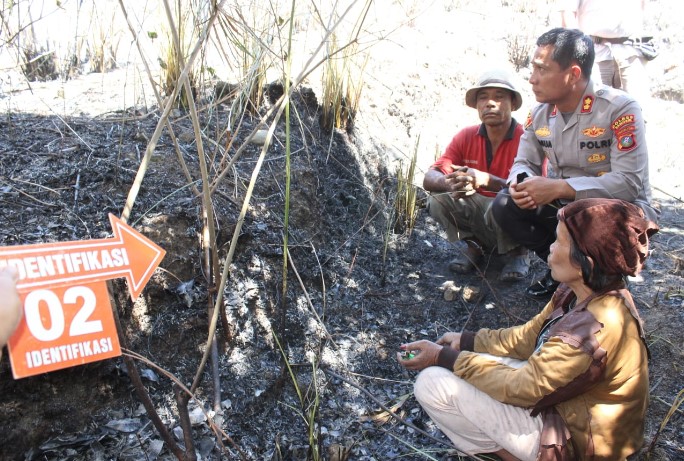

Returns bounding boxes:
[491,188,560,262]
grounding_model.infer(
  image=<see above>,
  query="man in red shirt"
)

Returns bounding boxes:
[423,69,529,281]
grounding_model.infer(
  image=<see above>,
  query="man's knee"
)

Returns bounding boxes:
[426,195,447,220]
[491,188,515,225]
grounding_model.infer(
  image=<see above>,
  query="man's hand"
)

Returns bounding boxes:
[424,166,497,196]
[453,166,508,193]
[510,176,574,209]
[443,166,490,197]
[455,166,490,191]
[396,340,443,371]
[440,167,474,197]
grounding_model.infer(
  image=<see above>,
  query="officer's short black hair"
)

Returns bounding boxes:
[537,28,594,79]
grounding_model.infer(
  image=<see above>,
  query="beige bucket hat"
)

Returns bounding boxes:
[465,69,523,111]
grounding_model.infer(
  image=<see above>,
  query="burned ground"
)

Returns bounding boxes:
[0,74,683,461]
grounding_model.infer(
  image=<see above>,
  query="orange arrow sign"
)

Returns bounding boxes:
[0,214,165,300]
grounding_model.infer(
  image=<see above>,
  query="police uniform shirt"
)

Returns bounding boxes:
[509,80,657,221]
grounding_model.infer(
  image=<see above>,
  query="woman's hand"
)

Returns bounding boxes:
[396,340,443,371]
[436,332,462,349]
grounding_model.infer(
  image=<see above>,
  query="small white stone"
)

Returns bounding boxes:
[189,407,207,426]
[250,129,269,145]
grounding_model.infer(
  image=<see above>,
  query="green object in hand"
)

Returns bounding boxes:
[401,350,416,360]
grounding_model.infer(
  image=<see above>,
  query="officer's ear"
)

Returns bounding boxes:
[569,64,582,83]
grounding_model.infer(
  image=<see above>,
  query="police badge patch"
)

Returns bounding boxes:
[612,113,638,152]
[618,134,637,151]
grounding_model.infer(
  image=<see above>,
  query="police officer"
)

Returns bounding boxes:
[491,28,657,299]
[559,0,652,107]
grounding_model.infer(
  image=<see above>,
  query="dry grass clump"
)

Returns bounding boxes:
[158,1,200,109]
[319,33,367,133]
[20,44,58,81]
[86,2,120,73]
[2,1,121,81]
[392,137,420,235]
[506,34,534,71]
[210,3,279,120]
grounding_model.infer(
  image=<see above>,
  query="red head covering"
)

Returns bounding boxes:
[557,198,659,276]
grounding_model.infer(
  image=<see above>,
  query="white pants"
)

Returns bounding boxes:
[413,355,543,460]
[593,44,650,116]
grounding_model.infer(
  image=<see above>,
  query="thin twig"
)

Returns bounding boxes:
[51,113,94,152]
[3,182,58,207]
[652,186,683,204]
[310,242,327,319]
[159,0,223,408]
[8,177,61,195]
[73,171,80,210]
[286,247,337,348]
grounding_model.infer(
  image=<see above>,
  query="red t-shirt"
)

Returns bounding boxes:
[431,120,523,197]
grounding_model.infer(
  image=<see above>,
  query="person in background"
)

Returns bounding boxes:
[423,68,529,282]
[559,0,652,106]
[0,267,22,357]
[491,28,657,299]
[399,198,658,460]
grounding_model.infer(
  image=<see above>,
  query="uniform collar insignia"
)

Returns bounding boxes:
[524,110,533,129]
[581,95,594,113]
